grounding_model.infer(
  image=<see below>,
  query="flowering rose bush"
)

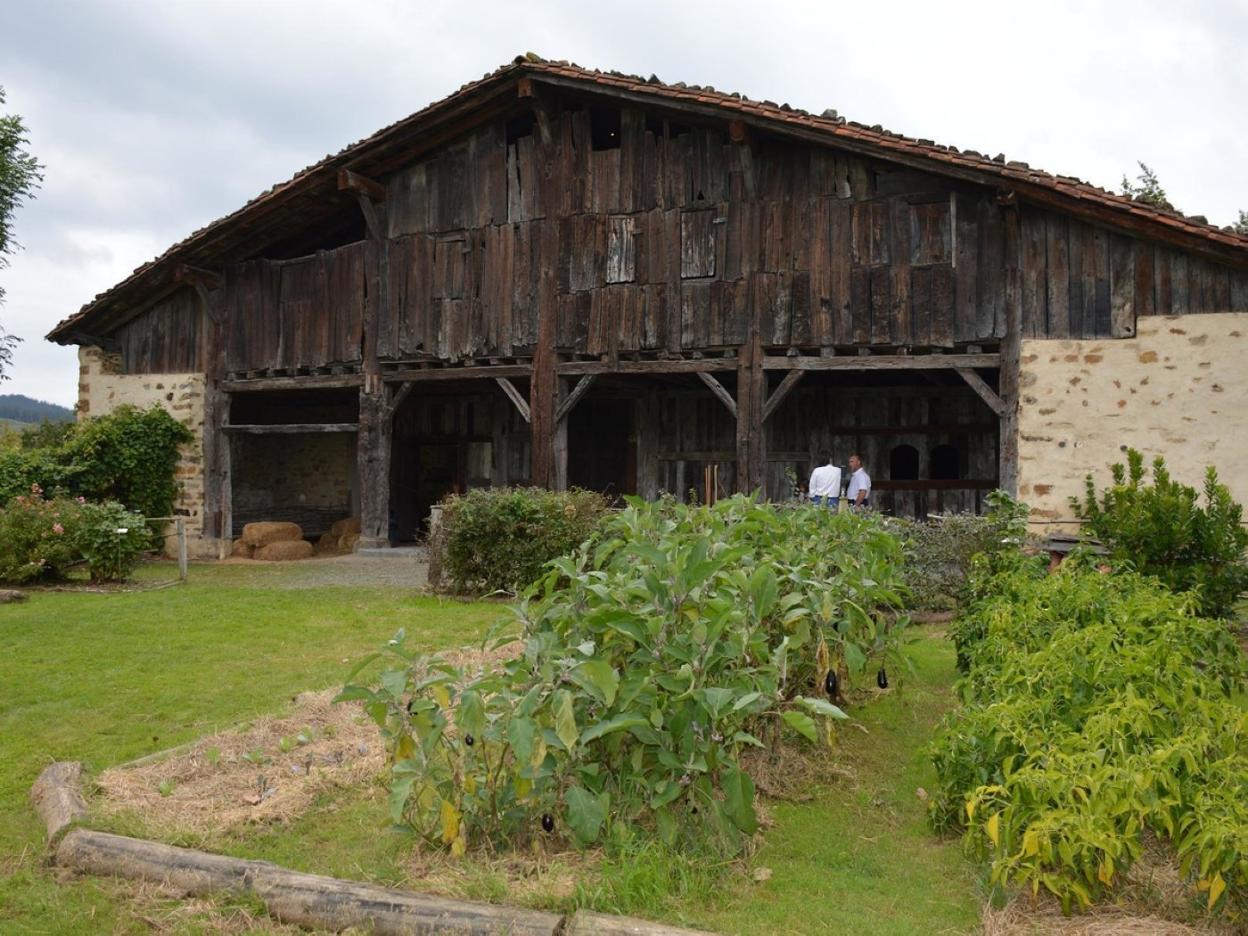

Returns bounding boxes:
[0,485,82,583]
[0,485,151,584]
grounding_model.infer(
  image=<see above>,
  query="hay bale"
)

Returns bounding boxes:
[230,538,254,559]
[254,540,314,562]
[314,532,340,555]
[241,521,303,547]
[330,517,361,538]
[339,532,361,553]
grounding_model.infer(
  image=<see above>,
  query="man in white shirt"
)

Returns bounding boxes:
[808,453,842,508]
[847,454,871,508]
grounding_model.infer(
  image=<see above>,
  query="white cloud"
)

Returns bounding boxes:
[1,0,1244,406]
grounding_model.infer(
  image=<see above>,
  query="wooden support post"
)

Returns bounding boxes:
[697,372,738,420]
[554,374,596,424]
[192,280,229,558]
[530,217,559,488]
[356,189,391,548]
[635,391,660,501]
[762,369,805,422]
[999,206,1023,494]
[735,330,766,496]
[494,377,531,423]
[552,378,569,492]
[175,518,188,582]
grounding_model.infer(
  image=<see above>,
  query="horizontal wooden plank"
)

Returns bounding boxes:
[762,353,999,371]
[223,423,359,434]
[223,374,363,392]
[383,364,533,382]
[556,358,738,375]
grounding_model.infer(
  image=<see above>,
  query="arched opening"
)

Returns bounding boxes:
[889,444,919,481]
[930,443,960,481]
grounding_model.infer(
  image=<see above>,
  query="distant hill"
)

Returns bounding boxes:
[0,394,75,425]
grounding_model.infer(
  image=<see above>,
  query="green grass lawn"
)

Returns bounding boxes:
[0,561,979,934]
[0,561,501,934]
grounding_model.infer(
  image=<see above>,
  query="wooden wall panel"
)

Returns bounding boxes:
[116,289,203,374]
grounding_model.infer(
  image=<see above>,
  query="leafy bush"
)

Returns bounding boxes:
[0,405,193,523]
[930,557,1248,915]
[0,486,82,583]
[428,487,611,594]
[891,490,1031,609]
[1074,449,1248,618]
[342,497,910,858]
[73,500,150,582]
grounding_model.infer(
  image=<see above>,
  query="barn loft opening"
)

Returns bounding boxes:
[590,106,621,150]
[506,112,535,145]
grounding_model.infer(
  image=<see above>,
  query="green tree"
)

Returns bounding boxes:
[0,86,43,379]
[1120,161,1172,210]
[1234,209,1248,236]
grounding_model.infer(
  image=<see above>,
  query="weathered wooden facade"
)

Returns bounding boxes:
[49,58,1248,552]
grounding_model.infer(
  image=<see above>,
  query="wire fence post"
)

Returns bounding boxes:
[176,518,188,582]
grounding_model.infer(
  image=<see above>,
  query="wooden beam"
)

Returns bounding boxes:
[387,381,413,416]
[762,369,805,422]
[556,358,737,376]
[697,371,738,419]
[761,353,1000,371]
[955,367,1008,417]
[355,194,382,241]
[554,375,596,424]
[336,168,386,203]
[173,263,222,292]
[385,364,532,383]
[223,374,363,392]
[999,206,1023,495]
[223,423,359,434]
[494,377,531,423]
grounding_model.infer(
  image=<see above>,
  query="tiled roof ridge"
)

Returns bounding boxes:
[48,52,1248,341]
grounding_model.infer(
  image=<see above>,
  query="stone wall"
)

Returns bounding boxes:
[78,346,208,555]
[232,432,354,533]
[1017,313,1248,530]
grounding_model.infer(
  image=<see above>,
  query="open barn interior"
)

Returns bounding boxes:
[227,389,359,539]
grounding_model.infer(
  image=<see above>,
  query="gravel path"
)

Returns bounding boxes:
[213,549,430,589]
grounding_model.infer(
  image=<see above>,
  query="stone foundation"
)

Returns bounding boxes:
[78,346,209,556]
[1017,313,1248,531]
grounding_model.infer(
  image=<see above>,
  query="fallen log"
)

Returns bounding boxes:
[566,910,719,935]
[31,761,89,842]
[55,828,563,935]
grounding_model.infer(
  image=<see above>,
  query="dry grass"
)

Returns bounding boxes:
[93,642,522,839]
[95,690,385,836]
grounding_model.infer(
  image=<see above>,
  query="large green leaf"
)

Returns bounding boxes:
[721,764,758,834]
[553,690,578,752]
[796,696,849,720]
[573,658,620,706]
[507,715,536,766]
[580,713,649,744]
[457,689,485,739]
[565,786,607,844]
[782,709,818,743]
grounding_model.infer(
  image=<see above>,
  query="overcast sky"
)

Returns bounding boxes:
[1,0,1245,407]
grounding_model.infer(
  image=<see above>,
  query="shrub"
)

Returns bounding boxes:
[428,487,611,594]
[0,405,193,523]
[0,486,82,583]
[73,500,150,582]
[892,490,1031,609]
[930,558,1248,915]
[1074,449,1248,618]
[342,497,911,859]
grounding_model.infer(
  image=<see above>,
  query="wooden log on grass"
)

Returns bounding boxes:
[54,828,564,935]
[31,761,89,842]
[565,910,720,935]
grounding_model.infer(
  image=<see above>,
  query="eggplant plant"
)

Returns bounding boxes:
[340,496,910,857]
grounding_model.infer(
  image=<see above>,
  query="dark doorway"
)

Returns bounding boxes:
[568,397,636,500]
[889,444,919,481]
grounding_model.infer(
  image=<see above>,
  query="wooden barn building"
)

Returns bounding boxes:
[47,57,1248,555]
